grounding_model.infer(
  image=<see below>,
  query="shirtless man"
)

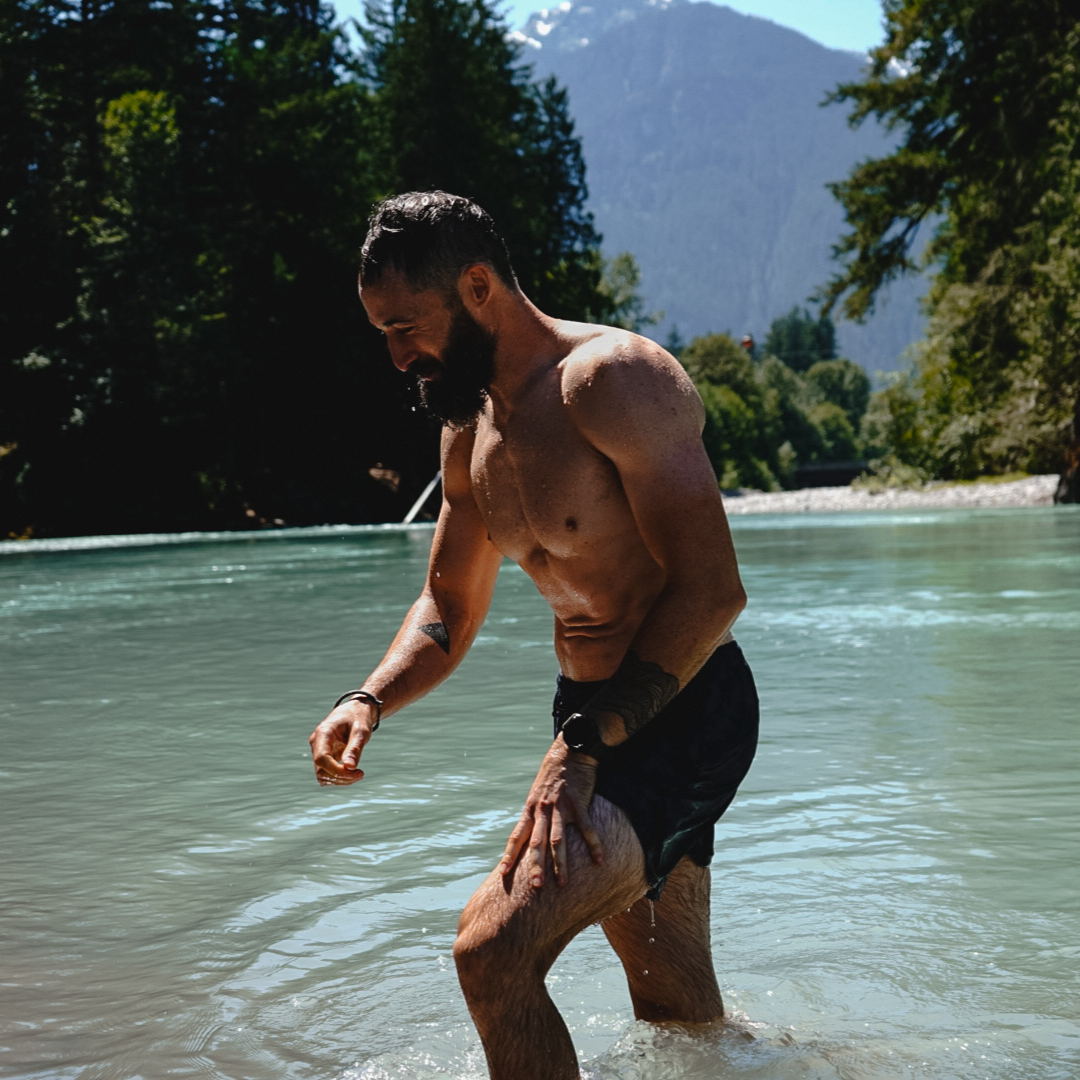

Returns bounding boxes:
[308,192,759,1080]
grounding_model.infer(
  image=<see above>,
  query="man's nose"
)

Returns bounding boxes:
[386,337,417,373]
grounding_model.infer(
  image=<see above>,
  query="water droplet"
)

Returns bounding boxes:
[648,937,655,944]
[643,969,649,975]
[648,899,656,927]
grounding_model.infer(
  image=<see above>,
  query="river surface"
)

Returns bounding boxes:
[2,508,1078,1080]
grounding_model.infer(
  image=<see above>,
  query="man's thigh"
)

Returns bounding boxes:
[456,795,650,971]
[599,856,724,1023]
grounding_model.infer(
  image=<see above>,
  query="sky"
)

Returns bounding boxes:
[333,0,888,55]
[682,0,885,54]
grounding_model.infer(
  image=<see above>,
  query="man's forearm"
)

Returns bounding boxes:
[351,591,477,721]
[585,650,681,739]
[576,579,745,750]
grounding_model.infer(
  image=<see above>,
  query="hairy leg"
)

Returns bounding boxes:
[453,795,649,1080]
[600,856,724,1023]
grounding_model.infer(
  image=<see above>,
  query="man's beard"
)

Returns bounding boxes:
[416,306,497,428]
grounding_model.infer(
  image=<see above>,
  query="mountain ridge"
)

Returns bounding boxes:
[516,0,925,370]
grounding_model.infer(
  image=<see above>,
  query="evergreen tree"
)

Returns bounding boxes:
[0,0,430,535]
[361,0,607,318]
[595,253,662,332]
[1,0,638,537]
[821,0,1080,499]
[763,307,837,372]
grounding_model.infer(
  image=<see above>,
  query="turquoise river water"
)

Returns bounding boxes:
[1,507,1078,1080]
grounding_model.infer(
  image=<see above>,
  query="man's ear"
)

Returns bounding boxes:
[458,263,494,311]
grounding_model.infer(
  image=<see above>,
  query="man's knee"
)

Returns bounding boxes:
[453,889,518,997]
[452,895,489,968]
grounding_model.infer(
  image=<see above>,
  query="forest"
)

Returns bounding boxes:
[1,0,627,536]
[3,0,1078,538]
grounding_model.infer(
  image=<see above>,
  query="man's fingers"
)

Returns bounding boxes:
[313,751,364,786]
[499,810,532,875]
[310,722,349,764]
[315,769,364,786]
[341,724,368,769]
[309,728,336,759]
[316,769,364,786]
[309,716,371,787]
[550,809,567,886]
[527,806,550,888]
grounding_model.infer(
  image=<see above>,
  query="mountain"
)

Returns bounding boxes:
[515,0,926,371]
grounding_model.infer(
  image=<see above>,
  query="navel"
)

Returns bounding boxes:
[565,517,577,531]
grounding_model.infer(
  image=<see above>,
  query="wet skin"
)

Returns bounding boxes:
[307,263,747,1079]
[310,262,745,860]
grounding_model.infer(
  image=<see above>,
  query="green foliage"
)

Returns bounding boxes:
[362,0,606,318]
[757,355,831,467]
[682,333,761,401]
[861,323,1068,481]
[593,252,662,331]
[803,358,871,429]
[697,382,779,492]
[806,402,859,462]
[679,332,871,490]
[851,455,931,493]
[0,0,392,535]
[0,0,614,536]
[684,334,779,489]
[822,0,1080,499]
[762,306,837,372]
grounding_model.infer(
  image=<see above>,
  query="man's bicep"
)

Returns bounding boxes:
[572,354,736,579]
[617,436,738,584]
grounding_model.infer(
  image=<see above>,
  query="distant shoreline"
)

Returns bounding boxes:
[1,475,1066,556]
[722,474,1060,515]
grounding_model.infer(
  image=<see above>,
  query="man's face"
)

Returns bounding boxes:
[362,274,497,428]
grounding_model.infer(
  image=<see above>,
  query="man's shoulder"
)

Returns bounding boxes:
[557,321,671,373]
[556,322,700,418]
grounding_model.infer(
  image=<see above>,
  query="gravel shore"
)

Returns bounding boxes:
[721,474,1061,515]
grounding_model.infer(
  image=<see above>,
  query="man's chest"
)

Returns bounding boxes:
[468,400,627,562]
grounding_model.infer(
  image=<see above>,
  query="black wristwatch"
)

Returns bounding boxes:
[560,712,609,760]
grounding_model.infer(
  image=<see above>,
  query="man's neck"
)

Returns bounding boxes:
[485,295,570,420]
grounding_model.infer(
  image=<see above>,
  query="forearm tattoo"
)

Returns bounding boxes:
[586,650,680,738]
[419,621,450,654]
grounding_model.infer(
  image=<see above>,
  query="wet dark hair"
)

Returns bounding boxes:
[360,191,518,296]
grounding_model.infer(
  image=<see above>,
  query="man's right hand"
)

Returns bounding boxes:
[309,702,377,786]
[499,737,604,887]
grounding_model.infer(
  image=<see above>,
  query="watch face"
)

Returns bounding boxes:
[563,713,602,756]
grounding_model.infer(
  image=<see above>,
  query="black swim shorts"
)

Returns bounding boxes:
[553,641,759,901]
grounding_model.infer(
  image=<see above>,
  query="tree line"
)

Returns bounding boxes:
[6,0,1077,536]
[670,309,871,492]
[1,0,637,538]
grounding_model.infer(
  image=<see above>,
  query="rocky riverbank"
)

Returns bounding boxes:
[721,474,1060,515]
